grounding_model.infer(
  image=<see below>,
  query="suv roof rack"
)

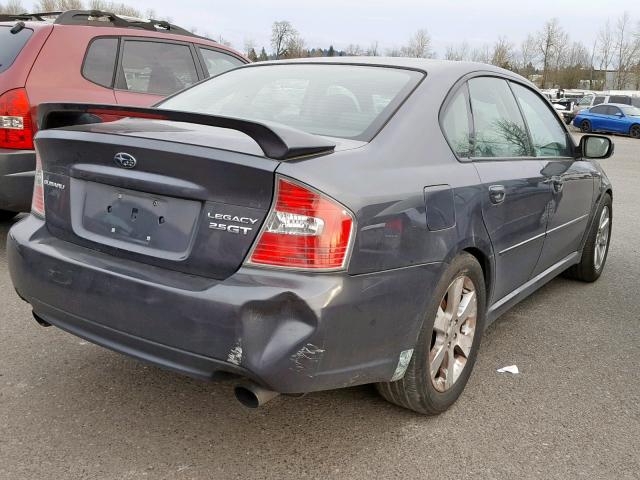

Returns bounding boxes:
[0,10,205,40]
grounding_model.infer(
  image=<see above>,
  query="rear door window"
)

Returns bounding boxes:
[511,82,571,157]
[593,96,605,105]
[609,95,631,105]
[82,38,118,87]
[590,105,608,114]
[468,77,531,158]
[0,25,34,73]
[606,105,622,116]
[198,48,244,77]
[118,40,199,96]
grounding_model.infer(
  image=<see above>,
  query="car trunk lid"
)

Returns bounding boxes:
[35,106,336,279]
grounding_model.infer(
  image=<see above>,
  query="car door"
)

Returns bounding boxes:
[588,105,609,131]
[509,83,596,275]
[605,105,626,133]
[114,38,201,106]
[468,77,553,303]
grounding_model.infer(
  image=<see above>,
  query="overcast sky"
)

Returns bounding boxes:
[126,0,638,55]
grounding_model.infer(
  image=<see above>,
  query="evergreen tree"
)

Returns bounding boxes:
[328,45,335,57]
[247,48,258,62]
[258,47,269,62]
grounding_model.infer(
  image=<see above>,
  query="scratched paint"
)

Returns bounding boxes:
[290,343,325,377]
[227,344,243,365]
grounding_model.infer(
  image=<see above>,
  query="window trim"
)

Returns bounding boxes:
[80,35,121,89]
[114,36,203,96]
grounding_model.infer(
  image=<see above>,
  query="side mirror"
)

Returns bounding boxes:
[580,135,614,160]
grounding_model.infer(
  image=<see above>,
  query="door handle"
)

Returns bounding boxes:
[489,185,506,204]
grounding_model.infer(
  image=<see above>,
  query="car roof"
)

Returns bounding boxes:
[605,103,634,107]
[243,56,533,86]
[0,20,243,58]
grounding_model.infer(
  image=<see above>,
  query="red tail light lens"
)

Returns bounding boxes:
[0,88,34,149]
[31,151,45,218]
[249,177,355,270]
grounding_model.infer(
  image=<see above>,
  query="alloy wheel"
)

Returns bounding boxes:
[631,126,640,139]
[594,206,610,271]
[430,275,477,392]
[581,120,591,133]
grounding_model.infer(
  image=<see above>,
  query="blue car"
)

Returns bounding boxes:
[574,103,640,139]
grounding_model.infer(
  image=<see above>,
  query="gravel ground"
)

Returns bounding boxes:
[0,134,638,480]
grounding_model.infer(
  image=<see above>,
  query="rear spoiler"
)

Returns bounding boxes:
[37,103,336,161]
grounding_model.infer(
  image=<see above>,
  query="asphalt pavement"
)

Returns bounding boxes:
[0,134,638,480]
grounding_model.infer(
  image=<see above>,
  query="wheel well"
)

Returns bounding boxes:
[463,247,492,299]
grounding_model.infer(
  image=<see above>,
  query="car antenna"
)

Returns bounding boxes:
[10,21,25,34]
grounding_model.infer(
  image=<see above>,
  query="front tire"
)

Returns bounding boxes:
[376,253,486,415]
[630,125,640,139]
[580,120,592,133]
[564,194,612,282]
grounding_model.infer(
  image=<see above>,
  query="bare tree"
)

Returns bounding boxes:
[345,44,364,56]
[1,0,25,13]
[401,29,433,58]
[284,34,306,59]
[491,36,514,68]
[597,20,614,71]
[271,21,297,59]
[367,41,379,56]
[471,44,491,63]
[613,12,640,89]
[516,34,539,77]
[444,41,471,61]
[537,18,564,88]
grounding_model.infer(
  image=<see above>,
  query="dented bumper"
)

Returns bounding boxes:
[8,215,444,393]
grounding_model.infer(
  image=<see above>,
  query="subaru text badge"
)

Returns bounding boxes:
[114,152,137,169]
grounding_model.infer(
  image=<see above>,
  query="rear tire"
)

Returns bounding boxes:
[564,194,612,282]
[630,125,640,139]
[580,120,592,133]
[376,253,486,415]
[0,210,18,222]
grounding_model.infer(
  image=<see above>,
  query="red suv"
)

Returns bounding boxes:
[0,10,247,220]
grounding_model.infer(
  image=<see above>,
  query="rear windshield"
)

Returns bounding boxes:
[159,64,423,141]
[0,25,33,73]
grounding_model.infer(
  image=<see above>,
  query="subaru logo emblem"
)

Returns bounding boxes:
[114,152,137,169]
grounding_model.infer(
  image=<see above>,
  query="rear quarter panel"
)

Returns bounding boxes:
[0,23,53,93]
[276,68,493,277]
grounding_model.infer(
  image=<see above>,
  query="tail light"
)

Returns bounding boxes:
[249,177,355,271]
[0,88,34,150]
[31,151,45,218]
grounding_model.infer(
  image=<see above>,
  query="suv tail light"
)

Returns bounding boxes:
[0,88,34,150]
[31,151,45,218]
[249,177,355,271]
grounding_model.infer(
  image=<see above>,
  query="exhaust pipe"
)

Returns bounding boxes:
[234,382,279,408]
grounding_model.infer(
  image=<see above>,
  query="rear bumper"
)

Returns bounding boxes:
[0,149,35,213]
[8,215,444,393]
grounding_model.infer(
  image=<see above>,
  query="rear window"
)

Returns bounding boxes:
[82,37,118,87]
[0,26,34,73]
[159,64,423,141]
[609,95,631,105]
